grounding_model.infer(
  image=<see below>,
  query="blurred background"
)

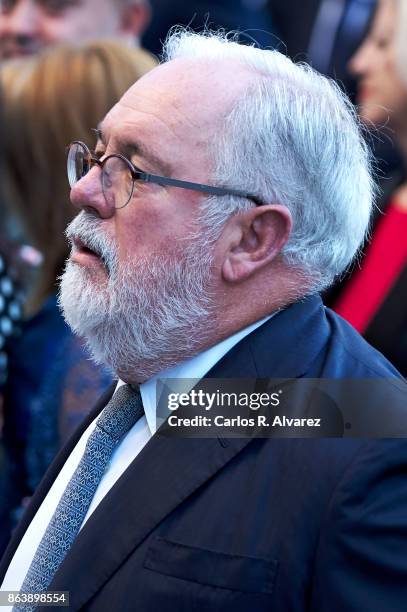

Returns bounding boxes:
[0,0,406,554]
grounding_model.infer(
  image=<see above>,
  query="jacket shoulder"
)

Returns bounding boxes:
[323,307,404,379]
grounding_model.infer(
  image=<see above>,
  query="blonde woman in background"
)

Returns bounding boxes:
[0,40,156,554]
[333,0,407,375]
[2,41,156,315]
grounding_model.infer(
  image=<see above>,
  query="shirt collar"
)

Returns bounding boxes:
[117,314,273,435]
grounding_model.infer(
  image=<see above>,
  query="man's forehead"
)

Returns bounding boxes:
[100,58,252,178]
[119,57,251,130]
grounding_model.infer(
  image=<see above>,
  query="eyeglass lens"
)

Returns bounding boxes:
[67,142,134,209]
[101,156,134,209]
[67,142,89,188]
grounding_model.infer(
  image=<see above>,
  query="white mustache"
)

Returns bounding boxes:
[65,212,117,275]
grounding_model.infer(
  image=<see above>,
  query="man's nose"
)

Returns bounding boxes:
[348,43,370,78]
[70,168,116,220]
[4,0,42,37]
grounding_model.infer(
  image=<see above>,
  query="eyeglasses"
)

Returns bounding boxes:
[66,141,261,209]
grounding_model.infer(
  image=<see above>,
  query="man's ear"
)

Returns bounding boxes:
[121,1,151,38]
[222,204,292,283]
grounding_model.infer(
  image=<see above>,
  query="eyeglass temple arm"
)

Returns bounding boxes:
[78,145,262,207]
[137,171,262,206]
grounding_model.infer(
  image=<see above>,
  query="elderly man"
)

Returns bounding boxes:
[1,30,407,612]
[0,0,150,59]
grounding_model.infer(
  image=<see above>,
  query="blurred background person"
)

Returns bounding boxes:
[268,0,403,193]
[0,40,156,554]
[0,247,22,425]
[0,0,152,442]
[268,0,377,94]
[396,0,407,82]
[332,0,407,374]
[0,95,23,429]
[0,0,151,59]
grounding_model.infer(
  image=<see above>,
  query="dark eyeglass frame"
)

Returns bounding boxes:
[67,140,262,209]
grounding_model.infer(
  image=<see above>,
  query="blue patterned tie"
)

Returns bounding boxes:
[14,384,144,611]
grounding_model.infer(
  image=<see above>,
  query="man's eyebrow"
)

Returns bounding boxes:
[93,125,172,177]
[93,126,105,145]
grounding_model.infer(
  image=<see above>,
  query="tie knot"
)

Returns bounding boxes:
[95,384,144,442]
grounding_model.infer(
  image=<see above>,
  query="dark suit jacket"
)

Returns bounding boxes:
[1,296,407,611]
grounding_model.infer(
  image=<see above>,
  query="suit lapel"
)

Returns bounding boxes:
[46,434,253,610]
[44,330,263,609]
[207,295,329,380]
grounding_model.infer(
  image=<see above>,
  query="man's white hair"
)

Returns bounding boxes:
[163,29,376,290]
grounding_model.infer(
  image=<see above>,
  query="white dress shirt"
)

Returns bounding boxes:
[1,315,271,600]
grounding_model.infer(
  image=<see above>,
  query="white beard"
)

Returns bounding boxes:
[58,212,215,382]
